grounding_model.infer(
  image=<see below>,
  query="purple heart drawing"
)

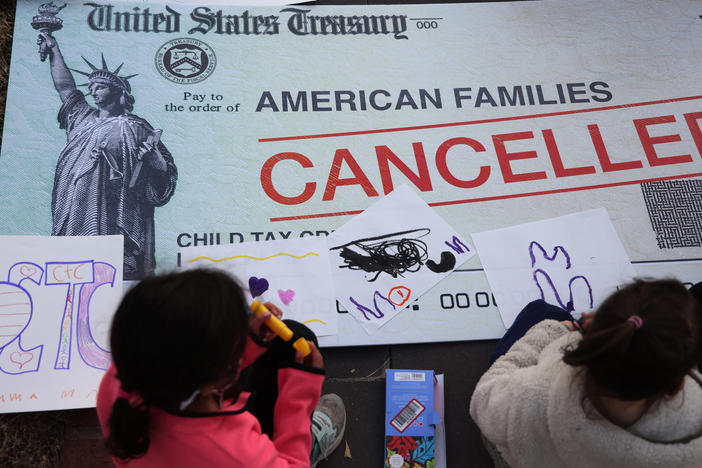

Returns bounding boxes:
[278,289,295,306]
[248,276,269,298]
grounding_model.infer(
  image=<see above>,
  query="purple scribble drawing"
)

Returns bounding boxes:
[349,291,397,321]
[529,242,571,269]
[249,276,269,298]
[349,296,381,321]
[277,289,295,306]
[444,236,470,254]
[529,241,593,312]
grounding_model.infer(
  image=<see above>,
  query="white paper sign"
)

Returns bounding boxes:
[0,235,123,413]
[328,185,475,334]
[180,236,337,336]
[472,208,637,328]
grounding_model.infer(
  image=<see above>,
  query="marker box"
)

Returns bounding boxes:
[385,369,439,468]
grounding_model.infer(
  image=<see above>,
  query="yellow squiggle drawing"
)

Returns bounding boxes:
[302,319,328,325]
[188,252,320,263]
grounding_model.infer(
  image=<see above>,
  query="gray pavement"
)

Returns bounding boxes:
[320,340,498,467]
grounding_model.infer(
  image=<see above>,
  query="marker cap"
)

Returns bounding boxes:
[293,337,311,357]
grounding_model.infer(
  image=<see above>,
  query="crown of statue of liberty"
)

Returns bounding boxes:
[71,54,137,94]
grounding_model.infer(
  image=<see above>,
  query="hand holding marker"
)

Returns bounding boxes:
[248,276,311,357]
[249,300,311,356]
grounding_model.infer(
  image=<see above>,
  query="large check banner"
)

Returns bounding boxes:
[2,0,702,348]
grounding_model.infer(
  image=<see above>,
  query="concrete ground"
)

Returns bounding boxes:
[58,339,498,467]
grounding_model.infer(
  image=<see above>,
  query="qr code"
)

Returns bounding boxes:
[641,180,702,248]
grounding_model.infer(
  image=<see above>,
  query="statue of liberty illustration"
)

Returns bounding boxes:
[33,2,178,280]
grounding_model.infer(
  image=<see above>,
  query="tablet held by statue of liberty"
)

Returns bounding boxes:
[32,3,178,280]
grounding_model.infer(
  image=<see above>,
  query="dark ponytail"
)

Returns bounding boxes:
[105,269,249,460]
[106,396,150,459]
[563,279,701,401]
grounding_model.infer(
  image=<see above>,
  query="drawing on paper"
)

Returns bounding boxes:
[341,231,473,323]
[328,184,476,334]
[277,289,295,305]
[388,286,412,306]
[189,252,320,264]
[180,238,338,336]
[0,260,117,376]
[248,276,270,298]
[529,241,594,312]
[0,235,123,412]
[330,228,461,282]
[248,276,296,306]
[472,208,637,328]
[0,279,40,374]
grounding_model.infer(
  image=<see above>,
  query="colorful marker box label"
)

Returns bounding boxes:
[385,369,439,468]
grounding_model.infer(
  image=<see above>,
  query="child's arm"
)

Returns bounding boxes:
[469,320,571,447]
[240,337,269,370]
[488,319,570,373]
[272,342,325,465]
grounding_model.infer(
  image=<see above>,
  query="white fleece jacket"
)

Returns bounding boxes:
[469,320,702,468]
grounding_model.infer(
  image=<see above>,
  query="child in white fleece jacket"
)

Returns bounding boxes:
[470,279,702,468]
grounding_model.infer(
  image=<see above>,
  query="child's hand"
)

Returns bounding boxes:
[562,311,596,332]
[249,302,283,344]
[296,341,324,370]
[579,311,595,331]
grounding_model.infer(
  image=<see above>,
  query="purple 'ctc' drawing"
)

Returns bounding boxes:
[0,260,117,375]
[528,241,593,312]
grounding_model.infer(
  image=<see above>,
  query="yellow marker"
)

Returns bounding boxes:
[293,337,311,356]
[249,300,312,357]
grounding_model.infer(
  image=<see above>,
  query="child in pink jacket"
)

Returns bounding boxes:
[96,269,346,467]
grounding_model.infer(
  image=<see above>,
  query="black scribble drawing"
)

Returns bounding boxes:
[330,228,456,282]
[425,250,456,273]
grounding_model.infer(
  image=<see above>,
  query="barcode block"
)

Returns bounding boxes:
[394,372,426,382]
[390,398,425,433]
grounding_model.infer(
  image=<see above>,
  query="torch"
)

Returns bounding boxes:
[30,2,66,62]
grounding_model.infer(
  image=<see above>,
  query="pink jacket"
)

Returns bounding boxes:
[96,339,324,468]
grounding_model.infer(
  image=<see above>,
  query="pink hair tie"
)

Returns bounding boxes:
[117,387,144,407]
[627,315,643,329]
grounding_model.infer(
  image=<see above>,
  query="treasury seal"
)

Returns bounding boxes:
[155,38,216,84]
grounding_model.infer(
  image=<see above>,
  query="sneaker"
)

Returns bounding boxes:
[310,393,346,467]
